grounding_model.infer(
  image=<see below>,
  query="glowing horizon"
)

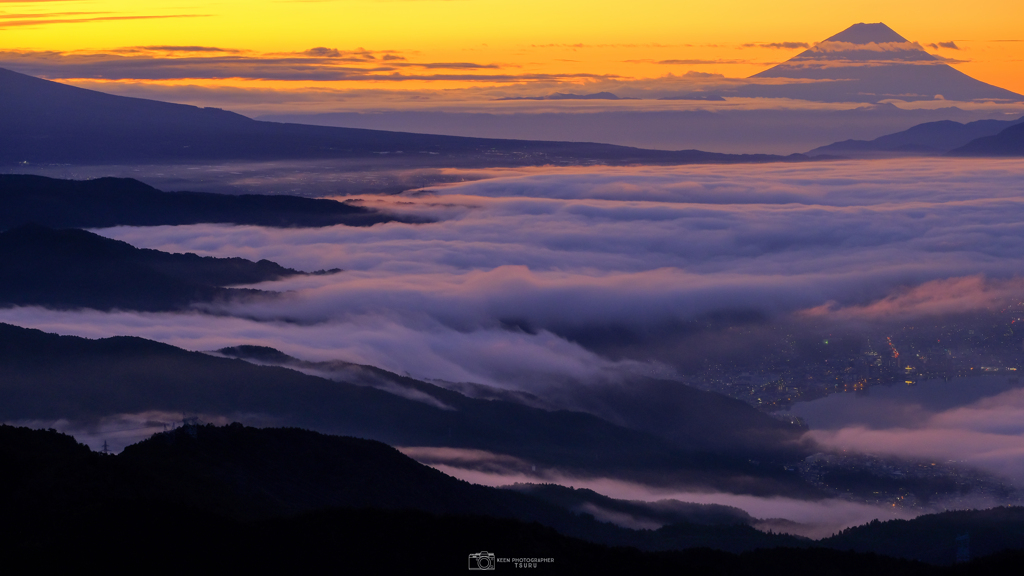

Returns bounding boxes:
[1,0,1022,112]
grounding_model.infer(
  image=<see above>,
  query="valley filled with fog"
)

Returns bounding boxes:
[4,157,1024,535]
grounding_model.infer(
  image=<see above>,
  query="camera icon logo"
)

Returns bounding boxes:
[468,551,496,570]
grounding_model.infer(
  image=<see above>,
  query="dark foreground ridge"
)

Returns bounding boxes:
[0,67,809,167]
[1,424,1022,573]
[0,323,814,495]
[823,508,1024,566]
[0,225,325,311]
[0,424,809,561]
[0,174,405,229]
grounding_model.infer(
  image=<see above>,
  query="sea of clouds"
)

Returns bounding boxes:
[5,157,1024,394]
[4,157,1024,528]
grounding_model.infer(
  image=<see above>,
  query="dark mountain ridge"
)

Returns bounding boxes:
[0,323,814,495]
[807,116,1024,157]
[0,225,317,311]
[2,423,1022,573]
[0,67,807,166]
[0,174,404,229]
[951,121,1024,156]
[823,507,1024,565]
[0,423,805,557]
[215,344,811,460]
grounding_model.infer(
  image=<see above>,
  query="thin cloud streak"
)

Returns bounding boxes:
[0,306,650,389]
[404,453,919,538]
[0,14,209,29]
[743,42,811,50]
[0,48,603,82]
[804,387,1024,483]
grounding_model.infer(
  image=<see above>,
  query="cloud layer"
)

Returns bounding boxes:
[397,448,919,538]
[3,158,1023,389]
[796,383,1024,483]
[5,157,1024,528]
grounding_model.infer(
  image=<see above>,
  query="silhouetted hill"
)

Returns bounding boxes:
[0,174,402,229]
[0,225,314,311]
[0,504,947,575]
[120,424,813,552]
[5,424,1024,573]
[0,67,806,166]
[950,122,1024,156]
[822,507,1024,565]
[807,117,1024,157]
[0,324,814,495]
[0,424,808,554]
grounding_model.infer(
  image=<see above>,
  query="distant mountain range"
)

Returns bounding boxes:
[952,121,1024,156]
[742,23,1024,103]
[807,116,1024,157]
[0,67,806,166]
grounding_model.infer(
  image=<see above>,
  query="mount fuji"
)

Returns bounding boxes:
[739,22,1023,103]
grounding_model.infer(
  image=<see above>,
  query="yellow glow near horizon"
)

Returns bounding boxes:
[1,0,1022,96]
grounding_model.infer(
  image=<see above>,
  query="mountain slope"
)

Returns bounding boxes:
[216,344,812,460]
[0,67,805,166]
[951,121,1024,156]
[2,423,1022,573]
[0,174,402,229]
[807,117,1024,157]
[0,225,311,311]
[744,23,1023,103]
[120,424,804,552]
[822,507,1024,565]
[0,423,804,555]
[0,323,814,494]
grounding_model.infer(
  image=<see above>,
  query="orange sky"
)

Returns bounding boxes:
[1,0,1022,111]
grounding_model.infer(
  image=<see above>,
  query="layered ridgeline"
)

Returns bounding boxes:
[0,424,802,553]
[2,424,1023,573]
[0,174,404,228]
[807,116,1024,158]
[0,323,812,496]
[741,23,1023,104]
[216,345,809,460]
[0,67,805,166]
[0,323,1005,508]
[951,121,1024,156]
[0,225,335,311]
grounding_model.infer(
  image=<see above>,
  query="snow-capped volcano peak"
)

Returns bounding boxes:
[742,22,1023,103]
[824,22,909,45]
